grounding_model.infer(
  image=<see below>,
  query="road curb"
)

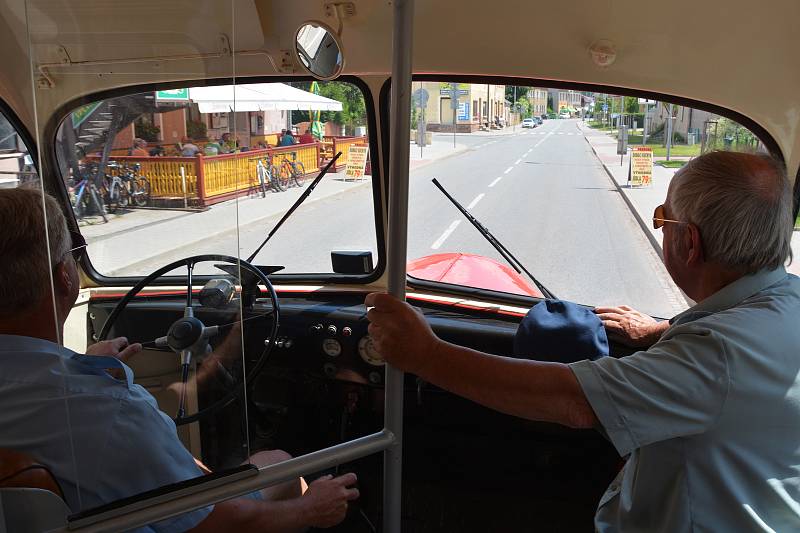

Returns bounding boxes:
[582,134,664,260]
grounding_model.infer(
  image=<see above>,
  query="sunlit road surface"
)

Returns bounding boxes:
[98,119,688,319]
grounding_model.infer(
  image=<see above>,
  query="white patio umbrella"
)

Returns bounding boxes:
[188,83,343,113]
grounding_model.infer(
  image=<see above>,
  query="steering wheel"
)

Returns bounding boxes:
[98,254,280,426]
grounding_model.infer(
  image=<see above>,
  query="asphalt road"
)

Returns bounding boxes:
[118,119,687,318]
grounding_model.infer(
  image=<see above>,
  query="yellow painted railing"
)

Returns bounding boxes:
[88,142,321,206]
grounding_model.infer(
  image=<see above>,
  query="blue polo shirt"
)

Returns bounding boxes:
[571,267,800,532]
[0,335,212,532]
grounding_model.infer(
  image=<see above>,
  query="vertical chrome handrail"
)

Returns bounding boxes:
[384,0,415,532]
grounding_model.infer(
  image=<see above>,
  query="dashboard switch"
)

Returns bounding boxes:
[323,363,337,378]
[284,339,293,349]
[310,324,323,334]
[327,325,337,335]
[342,327,352,337]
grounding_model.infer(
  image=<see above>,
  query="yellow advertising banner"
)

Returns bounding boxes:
[630,147,653,186]
[345,145,369,180]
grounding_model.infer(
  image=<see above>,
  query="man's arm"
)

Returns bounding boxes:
[365,293,598,429]
[189,474,359,533]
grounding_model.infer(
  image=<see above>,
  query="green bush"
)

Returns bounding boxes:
[186,120,207,141]
[134,118,160,142]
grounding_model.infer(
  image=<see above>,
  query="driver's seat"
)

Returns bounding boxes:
[0,448,69,532]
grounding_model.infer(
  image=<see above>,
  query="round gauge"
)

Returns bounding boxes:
[358,336,385,366]
[322,338,342,357]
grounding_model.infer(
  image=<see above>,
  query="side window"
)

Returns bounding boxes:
[0,111,38,189]
[406,83,767,318]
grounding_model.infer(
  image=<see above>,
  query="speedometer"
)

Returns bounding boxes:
[358,336,385,366]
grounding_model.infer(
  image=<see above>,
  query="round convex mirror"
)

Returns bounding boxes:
[295,21,344,80]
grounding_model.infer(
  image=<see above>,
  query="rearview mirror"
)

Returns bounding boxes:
[295,21,345,80]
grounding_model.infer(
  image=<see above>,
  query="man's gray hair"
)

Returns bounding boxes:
[668,151,794,274]
[0,188,70,316]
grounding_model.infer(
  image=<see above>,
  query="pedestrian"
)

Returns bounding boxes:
[129,138,148,156]
[298,129,314,144]
[366,151,800,532]
[279,129,295,147]
[180,136,201,157]
[203,138,222,156]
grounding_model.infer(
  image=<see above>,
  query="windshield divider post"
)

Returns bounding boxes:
[384,1,415,532]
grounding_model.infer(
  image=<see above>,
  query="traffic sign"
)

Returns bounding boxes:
[412,88,429,108]
[155,88,189,101]
[602,104,608,112]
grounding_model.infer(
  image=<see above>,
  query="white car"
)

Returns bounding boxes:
[559,111,570,119]
[521,118,536,128]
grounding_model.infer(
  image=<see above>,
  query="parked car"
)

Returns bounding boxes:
[559,110,570,119]
[533,116,543,125]
[521,118,536,128]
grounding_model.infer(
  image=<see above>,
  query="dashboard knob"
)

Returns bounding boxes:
[284,339,293,349]
[310,324,323,334]
[276,339,285,348]
[368,371,382,385]
[342,327,352,337]
[323,363,337,378]
[327,325,337,335]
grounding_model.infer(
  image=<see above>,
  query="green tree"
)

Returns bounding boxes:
[290,81,366,135]
[624,96,639,113]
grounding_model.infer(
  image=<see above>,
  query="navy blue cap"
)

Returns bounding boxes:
[513,299,609,363]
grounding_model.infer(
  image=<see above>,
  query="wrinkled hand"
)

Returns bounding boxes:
[365,292,443,375]
[212,319,242,366]
[85,337,142,364]
[594,305,668,348]
[301,473,359,528]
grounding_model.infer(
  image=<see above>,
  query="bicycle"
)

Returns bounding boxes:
[120,162,151,207]
[279,151,306,188]
[252,154,283,194]
[103,162,130,213]
[69,163,108,222]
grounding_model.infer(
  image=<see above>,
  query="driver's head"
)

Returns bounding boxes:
[0,188,78,333]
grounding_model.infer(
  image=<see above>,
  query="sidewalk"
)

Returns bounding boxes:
[410,135,468,170]
[580,123,800,277]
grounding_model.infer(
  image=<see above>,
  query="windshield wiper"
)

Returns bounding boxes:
[431,178,555,299]
[247,151,342,263]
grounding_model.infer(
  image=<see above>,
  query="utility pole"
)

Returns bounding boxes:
[512,85,517,132]
[665,103,674,161]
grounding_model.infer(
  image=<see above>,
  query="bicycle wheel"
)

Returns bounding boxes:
[107,181,120,213]
[279,161,293,189]
[269,165,285,192]
[256,166,267,197]
[89,185,108,222]
[132,177,151,206]
[118,181,130,208]
[291,161,306,187]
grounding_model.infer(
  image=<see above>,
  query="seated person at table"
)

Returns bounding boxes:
[0,188,359,532]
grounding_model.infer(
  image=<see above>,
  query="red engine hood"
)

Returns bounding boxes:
[407,253,543,298]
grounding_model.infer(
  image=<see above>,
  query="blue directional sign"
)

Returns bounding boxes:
[457,102,470,121]
[602,104,609,112]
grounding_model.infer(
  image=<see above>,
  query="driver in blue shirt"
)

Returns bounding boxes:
[0,188,359,532]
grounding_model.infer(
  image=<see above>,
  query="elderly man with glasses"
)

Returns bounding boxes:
[366,151,800,532]
[0,188,358,532]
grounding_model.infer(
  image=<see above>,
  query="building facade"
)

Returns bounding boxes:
[415,82,508,132]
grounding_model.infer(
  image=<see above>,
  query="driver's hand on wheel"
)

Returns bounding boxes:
[86,336,143,364]
[300,473,360,528]
[365,292,444,375]
[594,305,669,348]
[85,337,142,379]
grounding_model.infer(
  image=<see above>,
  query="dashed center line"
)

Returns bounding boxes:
[503,166,514,174]
[488,176,502,188]
[467,193,485,209]
[515,158,522,165]
[431,220,461,249]
[533,134,551,148]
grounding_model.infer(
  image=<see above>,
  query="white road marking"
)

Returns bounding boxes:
[557,132,565,135]
[503,166,514,174]
[467,193,485,209]
[515,158,522,165]
[488,176,503,188]
[533,133,552,148]
[431,220,461,249]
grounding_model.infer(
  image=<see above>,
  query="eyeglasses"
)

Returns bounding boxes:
[65,230,87,263]
[652,204,686,229]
